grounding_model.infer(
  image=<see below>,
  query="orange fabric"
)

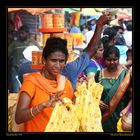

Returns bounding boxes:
[8,8,63,14]
[24,72,66,95]
[19,72,73,132]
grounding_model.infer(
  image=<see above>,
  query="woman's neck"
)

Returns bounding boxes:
[105,65,122,78]
[41,67,56,81]
[107,66,118,73]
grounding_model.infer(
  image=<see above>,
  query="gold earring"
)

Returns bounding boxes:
[41,60,45,65]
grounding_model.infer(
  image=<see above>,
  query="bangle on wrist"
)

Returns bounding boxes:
[30,107,35,117]
[42,102,49,108]
[36,105,41,113]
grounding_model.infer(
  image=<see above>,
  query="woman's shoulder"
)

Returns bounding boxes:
[23,72,40,82]
[119,65,128,73]
[25,72,39,77]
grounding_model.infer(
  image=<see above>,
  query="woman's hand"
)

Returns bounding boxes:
[100,101,110,123]
[121,114,132,131]
[120,100,132,117]
[120,107,128,117]
[99,100,109,112]
[42,91,64,108]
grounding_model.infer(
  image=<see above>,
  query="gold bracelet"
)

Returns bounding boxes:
[36,105,41,113]
[30,107,35,117]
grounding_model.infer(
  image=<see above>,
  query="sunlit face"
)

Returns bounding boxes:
[44,51,66,79]
[104,53,119,71]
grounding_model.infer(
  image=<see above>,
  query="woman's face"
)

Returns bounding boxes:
[44,51,66,79]
[104,53,119,70]
[95,43,104,59]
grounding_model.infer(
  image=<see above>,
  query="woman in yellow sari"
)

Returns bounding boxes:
[15,38,73,132]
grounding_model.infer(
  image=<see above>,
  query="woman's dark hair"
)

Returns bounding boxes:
[112,25,124,33]
[101,27,117,49]
[43,37,68,61]
[103,27,117,39]
[126,22,132,31]
[126,48,132,60]
[101,36,110,49]
[103,46,120,59]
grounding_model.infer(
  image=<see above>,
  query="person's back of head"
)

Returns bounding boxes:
[102,27,117,49]
[126,22,132,31]
[103,27,117,38]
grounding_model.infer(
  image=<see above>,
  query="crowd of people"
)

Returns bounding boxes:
[8,12,132,132]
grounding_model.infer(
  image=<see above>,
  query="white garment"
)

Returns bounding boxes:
[123,31,132,47]
[22,45,40,61]
[84,30,95,45]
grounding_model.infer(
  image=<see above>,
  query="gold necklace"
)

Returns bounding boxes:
[103,68,119,84]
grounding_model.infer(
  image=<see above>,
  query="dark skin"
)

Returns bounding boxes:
[15,14,111,124]
[15,51,67,124]
[100,53,125,123]
[84,14,111,58]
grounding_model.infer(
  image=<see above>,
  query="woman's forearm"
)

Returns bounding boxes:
[15,103,47,124]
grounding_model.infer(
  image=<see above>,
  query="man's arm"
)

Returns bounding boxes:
[62,14,110,90]
[84,14,110,58]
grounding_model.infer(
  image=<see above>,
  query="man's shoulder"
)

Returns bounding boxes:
[8,40,24,49]
[28,38,41,48]
[9,40,21,45]
[64,52,89,69]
